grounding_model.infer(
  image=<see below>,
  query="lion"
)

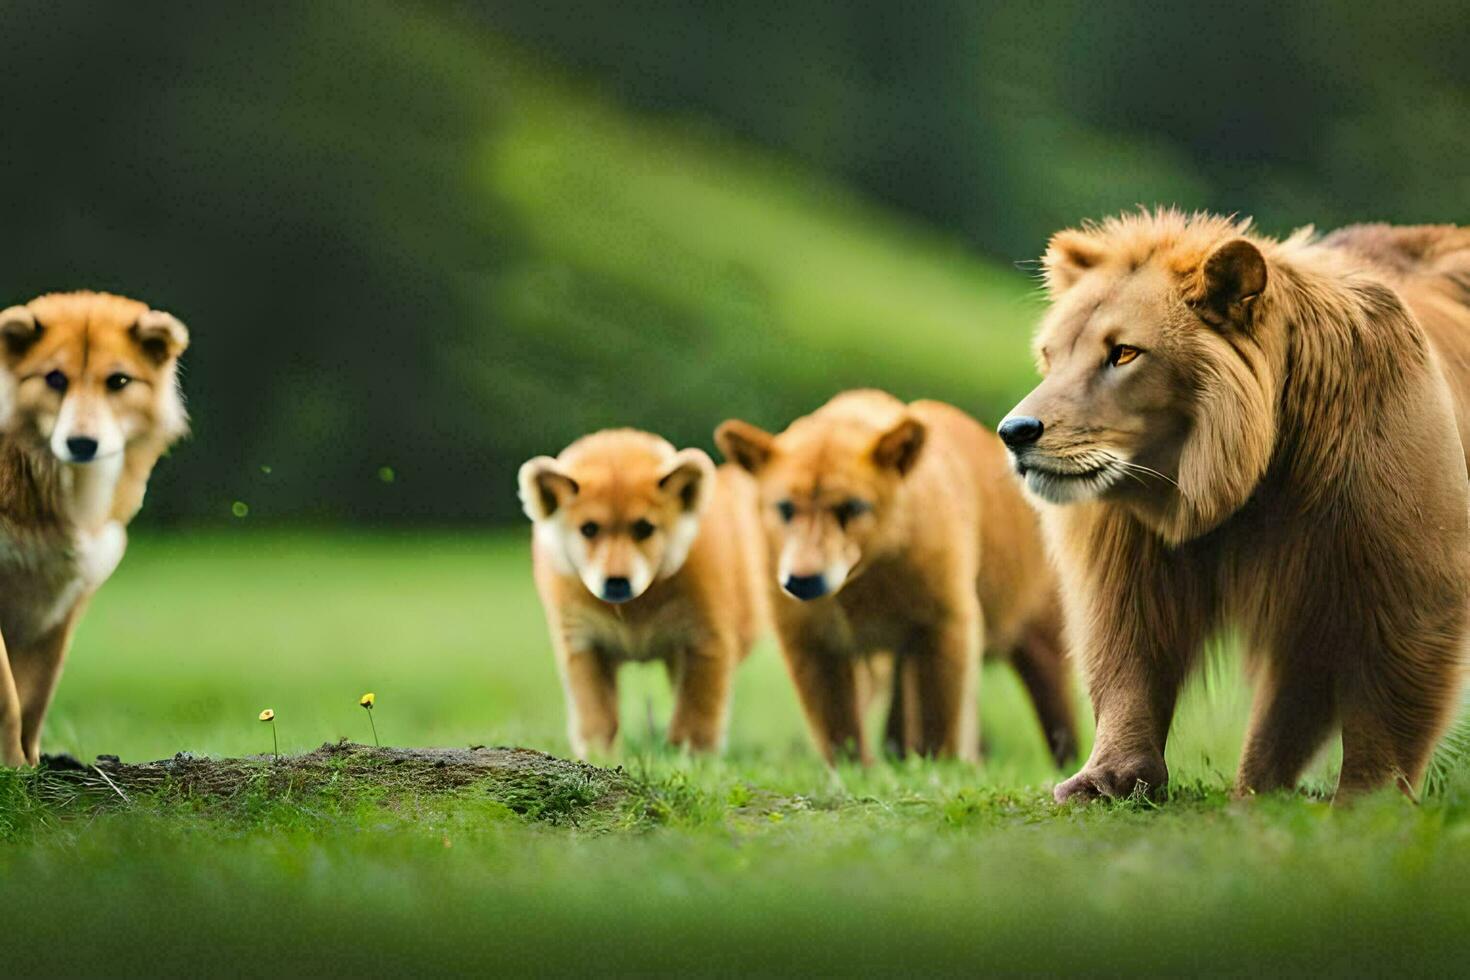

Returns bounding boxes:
[999,209,1470,802]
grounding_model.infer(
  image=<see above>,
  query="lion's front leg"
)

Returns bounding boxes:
[1054,603,1203,804]
[1234,651,1336,797]
[1055,680,1176,803]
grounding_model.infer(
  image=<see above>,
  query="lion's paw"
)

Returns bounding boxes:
[1054,755,1168,804]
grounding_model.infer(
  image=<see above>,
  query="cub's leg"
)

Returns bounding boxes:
[558,647,620,759]
[667,638,738,753]
[14,609,83,766]
[1235,653,1336,797]
[883,653,908,758]
[856,652,892,718]
[0,631,24,768]
[906,603,981,761]
[781,639,868,765]
[1010,617,1079,768]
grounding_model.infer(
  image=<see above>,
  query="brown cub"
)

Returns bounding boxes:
[717,390,1077,766]
[1003,210,1470,803]
[519,429,765,758]
[0,292,189,766]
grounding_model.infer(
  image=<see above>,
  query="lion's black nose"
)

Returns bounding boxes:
[65,436,99,461]
[998,416,1044,448]
[783,574,829,601]
[601,577,633,603]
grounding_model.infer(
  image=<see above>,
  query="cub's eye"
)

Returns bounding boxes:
[834,498,871,528]
[44,370,68,392]
[579,521,599,539]
[1107,344,1142,367]
[776,500,795,523]
[105,373,132,392]
[631,519,656,541]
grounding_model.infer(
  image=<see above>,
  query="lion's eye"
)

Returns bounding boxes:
[1107,344,1142,367]
[776,500,795,523]
[579,521,599,539]
[834,498,871,528]
[631,519,655,541]
[105,373,132,392]
[44,370,68,392]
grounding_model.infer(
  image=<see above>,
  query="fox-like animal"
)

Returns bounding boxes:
[717,390,1077,766]
[518,429,765,757]
[0,292,189,767]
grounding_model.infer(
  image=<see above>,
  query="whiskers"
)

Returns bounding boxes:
[1106,455,1181,491]
[1075,448,1180,490]
[1015,446,1179,505]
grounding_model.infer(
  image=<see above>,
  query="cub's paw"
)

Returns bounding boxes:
[1053,755,1168,804]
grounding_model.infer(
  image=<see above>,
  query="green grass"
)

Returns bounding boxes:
[4,531,1469,975]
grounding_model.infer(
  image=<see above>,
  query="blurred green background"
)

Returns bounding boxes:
[3,0,1465,525]
[5,7,1470,973]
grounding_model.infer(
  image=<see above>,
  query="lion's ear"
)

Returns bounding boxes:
[1189,238,1267,330]
[1043,229,1105,294]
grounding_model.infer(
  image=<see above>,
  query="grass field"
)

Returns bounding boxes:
[3,531,1469,976]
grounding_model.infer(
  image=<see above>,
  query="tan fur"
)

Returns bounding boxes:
[1006,209,1470,802]
[520,429,765,757]
[717,390,1077,766]
[0,291,189,766]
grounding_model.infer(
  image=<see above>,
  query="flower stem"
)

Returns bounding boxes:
[368,712,379,748]
[271,720,278,761]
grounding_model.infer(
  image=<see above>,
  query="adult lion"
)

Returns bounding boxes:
[999,210,1470,802]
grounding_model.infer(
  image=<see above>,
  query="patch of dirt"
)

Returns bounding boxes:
[35,741,633,823]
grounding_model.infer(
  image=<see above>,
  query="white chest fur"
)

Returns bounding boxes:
[76,520,127,589]
[62,453,124,530]
[0,457,128,647]
[60,453,128,591]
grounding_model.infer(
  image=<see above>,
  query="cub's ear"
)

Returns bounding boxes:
[0,306,40,361]
[1042,229,1106,294]
[132,310,190,364]
[659,448,716,514]
[715,419,775,474]
[517,456,579,522]
[872,416,926,476]
[1188,238,1267,329]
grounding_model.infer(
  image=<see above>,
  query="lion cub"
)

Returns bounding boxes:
[717,390,1077,766]
[0,292,189,767]
[519,429,764,757]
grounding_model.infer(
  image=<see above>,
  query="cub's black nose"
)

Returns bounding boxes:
[997,416,1044,448]
[601,577,633,603]
[783,574,829,601]
[66,436,99,461]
